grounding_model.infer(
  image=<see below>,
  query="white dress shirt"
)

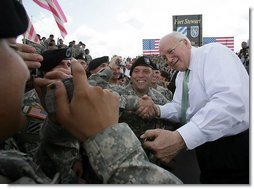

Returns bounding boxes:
[159,43,249,150]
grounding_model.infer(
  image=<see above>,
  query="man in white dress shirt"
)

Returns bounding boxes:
[138,32,249,184]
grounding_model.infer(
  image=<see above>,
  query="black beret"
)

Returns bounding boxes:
[75,53,87,61]
[130,56,157,76]
[0,0,28,39]
[39,48,72,72]
[88,56,109,72]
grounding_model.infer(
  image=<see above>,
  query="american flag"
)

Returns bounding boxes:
[142,39,160,55]
[203,37,234,51]
[23,16,40,44]
[33,0,68,38]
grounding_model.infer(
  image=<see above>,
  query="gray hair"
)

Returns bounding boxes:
[164,32,191,45]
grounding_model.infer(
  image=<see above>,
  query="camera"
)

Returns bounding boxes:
[42,77,73,114]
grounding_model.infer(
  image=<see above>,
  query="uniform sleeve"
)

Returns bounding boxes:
[35,118,80,183]
[83,123,182,184]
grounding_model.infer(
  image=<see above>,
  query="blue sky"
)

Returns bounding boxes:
[20,0,252,58]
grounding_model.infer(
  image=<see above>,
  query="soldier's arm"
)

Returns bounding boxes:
[51,61,182,184]
[83,122,182,184]
[35,117,81,183]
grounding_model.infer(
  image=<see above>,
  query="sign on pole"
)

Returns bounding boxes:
[173,15,202,47]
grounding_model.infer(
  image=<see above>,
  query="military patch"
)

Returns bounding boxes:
[190,26,199,38]
[27,107,47,120]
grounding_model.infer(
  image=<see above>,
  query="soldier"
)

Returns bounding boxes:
[151,68,173,101]
[84,49,92,64]
[87,56,109,76]
[117,56,180,168]
[238,41,249,73]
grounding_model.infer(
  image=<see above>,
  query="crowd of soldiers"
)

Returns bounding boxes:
[0,0,184,184]
[4,48,179,183]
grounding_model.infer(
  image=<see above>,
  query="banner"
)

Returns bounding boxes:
[173,15,202,47]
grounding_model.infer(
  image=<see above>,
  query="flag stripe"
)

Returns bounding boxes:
[46,0,67,23]
[33,0,67,38]
[23,16,40,44]
[53,0,67,22]
[203,37,234,51]
[33,0,51,11]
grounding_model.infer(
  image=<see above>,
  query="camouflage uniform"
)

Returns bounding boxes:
[83,123,182,184]
[25,39,45,54]
[35,118,81,183]
[0,150,54,184]
[14,89,47,157]
[119,83,169,138]
[0,88,81,183]
[155,85,173,101]
[88,68,176,165]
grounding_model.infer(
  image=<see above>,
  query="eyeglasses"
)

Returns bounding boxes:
[161,39,183,61]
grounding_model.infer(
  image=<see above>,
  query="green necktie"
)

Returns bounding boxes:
[180,69,190,125]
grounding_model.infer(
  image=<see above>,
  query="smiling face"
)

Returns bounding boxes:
[151,70,161,85]
[159,33,192,71]
[130,65,153,95]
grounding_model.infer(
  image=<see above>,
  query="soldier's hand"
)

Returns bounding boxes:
[140,129,186,165]
[136,95,157,119]
[33,61,72,112]
[16,43,43,70]
[54,61,119,141]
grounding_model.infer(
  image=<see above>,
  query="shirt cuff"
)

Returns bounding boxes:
[158,105,168,118]
[177,121,206,150]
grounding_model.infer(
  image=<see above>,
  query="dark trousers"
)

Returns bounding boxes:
[196,130,249,184]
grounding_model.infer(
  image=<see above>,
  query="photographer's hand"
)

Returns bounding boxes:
[33,60,72,113]
[16,43,43,70]
[54,60,119,141]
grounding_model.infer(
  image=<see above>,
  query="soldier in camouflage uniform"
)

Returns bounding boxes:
[119,56,174,138]
[151,69,173,101]
[19,54,82,183]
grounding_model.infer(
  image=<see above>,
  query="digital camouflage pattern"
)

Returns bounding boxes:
[83,123,182,184]
[17,89,46,157]
[0,88,80,183]
[119,83,169,138]
[24,39,45,54]
[34,118,80,183]
[88,68,139,110]
[0,150,53,184]
[155,85,173,101]
[0,66,182,184]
